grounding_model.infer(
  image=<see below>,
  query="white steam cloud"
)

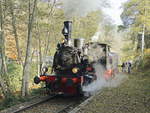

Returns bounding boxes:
[91,24,102,42]
[91,31,101,42]
[62,0,107,18]
[83,63,127,95]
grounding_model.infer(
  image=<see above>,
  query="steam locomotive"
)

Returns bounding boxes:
[34,21,118,95]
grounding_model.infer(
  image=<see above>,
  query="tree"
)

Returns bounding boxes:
[8,0,22,65]
[121,0,150,60]
[121,0,150,41]
[0,0,12,99]
[21,0,37,96]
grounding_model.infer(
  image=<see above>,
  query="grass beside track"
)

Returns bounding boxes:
[78,72,150,113]
[0,88,46,111]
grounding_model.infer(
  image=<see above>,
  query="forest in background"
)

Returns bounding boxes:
[0,0,150,109]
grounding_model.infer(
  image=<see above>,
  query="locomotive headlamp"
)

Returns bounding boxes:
[61,39,65,43]
[72,67,79,74]
[42,67,48,74]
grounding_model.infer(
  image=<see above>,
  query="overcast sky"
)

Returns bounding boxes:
[103,0,128,25]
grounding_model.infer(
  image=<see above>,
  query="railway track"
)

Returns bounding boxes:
[0,93,96,113]
[19,95,84,113]
[0,95,57,113]
[0,95,86,113]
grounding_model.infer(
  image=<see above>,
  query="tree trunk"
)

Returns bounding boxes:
[9,0,23,65]
[44,31,51,56]
[0,31,7,74]
[0,1,7,74]
[37,33,42,76]
[44,0,56,56]
[0,75,11,99]
[0,0,11,98]
[21,0,37,96]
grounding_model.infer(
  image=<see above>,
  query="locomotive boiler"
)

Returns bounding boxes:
[34,21,118,95]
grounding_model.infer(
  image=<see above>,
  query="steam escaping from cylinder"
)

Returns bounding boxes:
[83,63,127,95]
[83,64,106,93]
[62,0,107,18]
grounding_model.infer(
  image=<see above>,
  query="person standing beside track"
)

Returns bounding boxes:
[121,62,126,72]
[127,61,132,74]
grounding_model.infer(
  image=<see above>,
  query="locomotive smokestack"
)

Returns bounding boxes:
[62,21,72,41]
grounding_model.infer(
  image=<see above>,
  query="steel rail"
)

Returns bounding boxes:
[55,103,75,113]
[0,95,57,113]
[69,91,101,113]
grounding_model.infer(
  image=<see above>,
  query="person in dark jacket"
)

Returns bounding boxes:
[121,62,125,72]
[127,61,132,73]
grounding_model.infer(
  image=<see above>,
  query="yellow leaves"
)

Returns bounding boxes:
[144,48,150,55]
[5,33,18,60]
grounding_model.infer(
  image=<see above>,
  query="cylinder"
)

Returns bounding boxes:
[74,38,85,49]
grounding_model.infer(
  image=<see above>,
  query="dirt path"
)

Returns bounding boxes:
[77,73,150,113]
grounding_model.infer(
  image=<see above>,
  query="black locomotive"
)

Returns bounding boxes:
[34,21,118,95]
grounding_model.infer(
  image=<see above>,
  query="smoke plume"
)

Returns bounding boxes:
[91,31,101,42]
[62,0,107,18]
[91,24,102,42]
[91,17,111,42]
[83,63,127,95]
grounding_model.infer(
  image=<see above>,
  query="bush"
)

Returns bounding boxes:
[134,49,150,74]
